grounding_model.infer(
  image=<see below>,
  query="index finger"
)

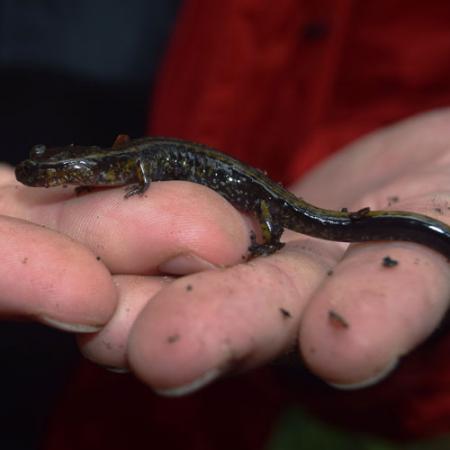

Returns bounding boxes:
[5,179,255,274]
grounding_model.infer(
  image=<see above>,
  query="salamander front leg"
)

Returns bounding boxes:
[248,200,285,257]
[124,159,152,198]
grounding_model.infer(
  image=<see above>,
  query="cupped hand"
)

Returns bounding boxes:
[2,108,450,395]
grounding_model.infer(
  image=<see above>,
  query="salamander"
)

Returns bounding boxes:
[15,134,450,258]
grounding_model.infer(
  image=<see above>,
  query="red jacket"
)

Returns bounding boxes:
[45,1,450,448]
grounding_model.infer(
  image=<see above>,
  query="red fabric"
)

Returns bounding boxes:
[149,0,450,184]
[46,1,450,448]
[44,363,286,450]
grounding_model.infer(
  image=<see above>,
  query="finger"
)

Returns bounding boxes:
[0,215,117,331]
[77,275,171,370]
[299,241,450,388]
[126,239,342,395]
[7,181,254,274]
[0,163,15,185]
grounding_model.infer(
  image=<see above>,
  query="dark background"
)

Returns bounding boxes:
[0,0,180,163]
[0,1,180,448]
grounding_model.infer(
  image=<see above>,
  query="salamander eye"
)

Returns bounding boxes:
[29,144,47,159]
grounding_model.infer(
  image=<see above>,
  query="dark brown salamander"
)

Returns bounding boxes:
[15,135,450,257]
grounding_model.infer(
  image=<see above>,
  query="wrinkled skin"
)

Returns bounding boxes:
[1,109,450,394]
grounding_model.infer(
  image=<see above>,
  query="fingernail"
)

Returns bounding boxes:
[326,358,399,390]
[39,315,102,333]
[104,366,130,374]
[154,367,222,397]
[158,253,218,275]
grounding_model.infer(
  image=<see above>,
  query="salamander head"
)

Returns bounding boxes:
[15,158,97,187]
[15,142,107,187]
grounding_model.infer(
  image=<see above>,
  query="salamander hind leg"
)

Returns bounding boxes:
[248,200,285,257]
[124,159,151,198]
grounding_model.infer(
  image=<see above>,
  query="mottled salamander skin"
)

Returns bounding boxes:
[15,136,450,258]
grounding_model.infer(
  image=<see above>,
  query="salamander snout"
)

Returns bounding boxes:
[15,160,39,186]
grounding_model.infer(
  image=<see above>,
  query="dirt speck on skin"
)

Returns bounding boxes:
[382,256,398,268]
[167,334,180,344]
[186,284,193,292]
[279,307,292,319]
[387,195,399,206]
[328,310,350,329]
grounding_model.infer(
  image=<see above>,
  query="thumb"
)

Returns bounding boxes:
[0,215,117,331]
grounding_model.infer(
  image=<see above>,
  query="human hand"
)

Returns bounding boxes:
[3,109,450,395]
